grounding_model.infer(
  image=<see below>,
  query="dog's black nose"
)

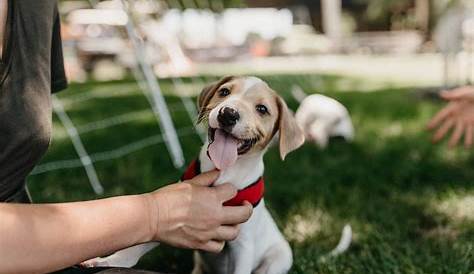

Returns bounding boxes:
[218,107,240,128]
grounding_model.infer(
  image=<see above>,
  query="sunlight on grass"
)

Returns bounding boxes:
[381,122,403,137]
[284,203,332,243]
[435,193,474,223]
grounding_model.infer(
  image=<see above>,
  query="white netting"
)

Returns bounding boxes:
[31,0,215,194]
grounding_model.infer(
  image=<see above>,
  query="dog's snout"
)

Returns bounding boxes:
[218,107,240,128]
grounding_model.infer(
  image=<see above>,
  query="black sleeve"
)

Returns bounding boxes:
[51,6,68,93]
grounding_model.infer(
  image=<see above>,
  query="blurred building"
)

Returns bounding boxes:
[58,0,473,84]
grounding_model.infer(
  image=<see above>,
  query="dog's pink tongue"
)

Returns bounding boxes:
[208,129,239,170]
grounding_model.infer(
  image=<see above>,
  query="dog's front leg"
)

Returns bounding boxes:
[228,242,255,274]
[81,242,159,268]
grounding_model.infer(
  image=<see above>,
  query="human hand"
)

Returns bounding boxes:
[144,170,253,253]
[427,86,474,148]
[438,86,474,101]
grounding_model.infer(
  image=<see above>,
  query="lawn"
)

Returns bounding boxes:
[28,74,474,274]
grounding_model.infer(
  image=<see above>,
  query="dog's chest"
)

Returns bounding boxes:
[197,146,289,273]
[199,146,264,189]
[200,201,280,271]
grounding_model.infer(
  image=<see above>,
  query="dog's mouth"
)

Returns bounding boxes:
[207,127,258,170]
[208,128,257,155]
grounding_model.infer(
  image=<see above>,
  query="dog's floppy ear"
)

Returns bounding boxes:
[197,76,234,123]
[276,96,305,160]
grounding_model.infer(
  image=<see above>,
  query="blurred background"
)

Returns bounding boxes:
[30,0,474,273]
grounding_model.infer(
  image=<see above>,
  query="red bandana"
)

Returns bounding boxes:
[181,159,264,207]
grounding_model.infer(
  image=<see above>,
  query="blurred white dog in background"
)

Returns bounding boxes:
[292,86,354,148]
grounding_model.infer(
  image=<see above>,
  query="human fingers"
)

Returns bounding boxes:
[441,86,474,101]
[186,170,220,186]
[448,120,464,148]
[221,202,253,225]
[214,225,240,241]
[427,103,457,130]
[198,240,225,253]
[465,123,473,148]
[214,183,238,202]
[432,118,455,143]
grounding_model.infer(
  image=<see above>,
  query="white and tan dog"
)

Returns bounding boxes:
[83,76,305,274]
[292,86,354,148]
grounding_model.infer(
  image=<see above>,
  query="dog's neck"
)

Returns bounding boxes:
[199,141,265,189]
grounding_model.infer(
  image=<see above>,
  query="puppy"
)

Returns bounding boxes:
[82,76,305,274]
[292,86,354,148]
[190,76,304,274]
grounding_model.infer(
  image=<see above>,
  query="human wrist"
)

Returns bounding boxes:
[141,192,160,242]
[146,183,192,243]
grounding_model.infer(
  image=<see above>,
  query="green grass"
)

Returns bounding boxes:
[28,74,474,273]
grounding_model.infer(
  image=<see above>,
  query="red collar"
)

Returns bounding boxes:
[181,159,264,207]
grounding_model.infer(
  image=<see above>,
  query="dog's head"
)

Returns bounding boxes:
[197,76,305,170]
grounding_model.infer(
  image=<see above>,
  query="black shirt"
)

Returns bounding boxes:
[0,4,163,273]
[0,0,67,202]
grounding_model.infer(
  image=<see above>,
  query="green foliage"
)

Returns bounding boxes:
[29,74,473,273]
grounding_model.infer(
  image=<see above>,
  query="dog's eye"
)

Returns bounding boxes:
[256,104,268,115]
[218,88,231,97]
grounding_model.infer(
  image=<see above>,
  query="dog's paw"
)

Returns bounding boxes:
[80,257,110,268]
[80,253,140,268]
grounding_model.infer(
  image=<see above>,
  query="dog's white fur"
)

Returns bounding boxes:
[192,142,292,274]
[82,77,296,274]
[292,86,354,148]
[241,76,263,92]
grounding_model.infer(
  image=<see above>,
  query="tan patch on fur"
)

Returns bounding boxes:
[276,96,305,160]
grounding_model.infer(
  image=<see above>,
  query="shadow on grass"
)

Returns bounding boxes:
[273,136,474,274]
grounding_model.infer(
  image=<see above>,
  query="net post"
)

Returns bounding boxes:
[121,0,185,168]
[52,95,104,194]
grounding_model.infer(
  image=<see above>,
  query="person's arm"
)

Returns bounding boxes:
[0,170,252,274]
[0,194,152,273]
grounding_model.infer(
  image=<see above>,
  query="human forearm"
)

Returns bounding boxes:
[0,170,252,273]
[0,194,153,274]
